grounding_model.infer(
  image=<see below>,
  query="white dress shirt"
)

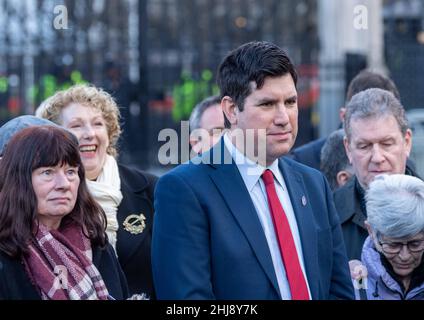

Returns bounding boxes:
[224,134,311,300]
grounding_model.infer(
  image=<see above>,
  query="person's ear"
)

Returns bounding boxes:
[404,128,413,158]
[222,96,238,127]
[339,107,346,122]
[365,221,374,238]
[190,129,208,155]
[336,170,352,188]
[189,135,199,149]
[343,136,353,165]
[365,221,383,252]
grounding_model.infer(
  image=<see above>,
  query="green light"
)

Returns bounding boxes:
[172,69,218,122]
[28,86,39,103]
[182,82,195,95]
[0,77,7,93]
[201,69,213,81]
[43,75,57,99]
[71,71,85,84]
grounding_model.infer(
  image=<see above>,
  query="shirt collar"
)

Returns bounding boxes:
[223,133,285,192]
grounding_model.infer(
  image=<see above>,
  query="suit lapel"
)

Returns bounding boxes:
[278,159,319,299]
[116,167,153,266]
[208,141,281,298]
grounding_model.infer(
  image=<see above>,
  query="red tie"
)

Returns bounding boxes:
[261,169,310,300]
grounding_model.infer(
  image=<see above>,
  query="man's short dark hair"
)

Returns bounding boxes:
[189,95,222,132]
[217,41,298,128]
[346,70,400,102]
[320,129,352,191]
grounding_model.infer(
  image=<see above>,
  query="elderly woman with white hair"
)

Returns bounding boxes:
[353,174,424,300]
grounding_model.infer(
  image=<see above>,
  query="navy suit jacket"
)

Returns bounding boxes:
[152,139,354,300]
[290,137,327,171]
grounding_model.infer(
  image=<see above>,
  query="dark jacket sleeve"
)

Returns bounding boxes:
[323,175,355,300]
[0,252,40,300]
[95,244,129,300]
[0,247,129,300]
[152,172,215,299]
[290,137,327,170]
[0,258,7,299]
[145,172,158,200]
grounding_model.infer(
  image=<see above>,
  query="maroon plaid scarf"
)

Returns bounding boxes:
[23,222,109,300]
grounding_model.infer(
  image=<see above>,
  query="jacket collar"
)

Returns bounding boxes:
[118,164,149,193]
[335,176,367,229]
[207,139,281,298]
[336,163,420,229]
[222,133,284,192]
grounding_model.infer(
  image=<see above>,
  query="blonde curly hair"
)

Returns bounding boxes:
[39,84,121,157]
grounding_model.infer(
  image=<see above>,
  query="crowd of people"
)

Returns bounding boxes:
[0,40,423,300]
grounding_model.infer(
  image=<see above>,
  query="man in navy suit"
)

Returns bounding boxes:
[152,41,354,300]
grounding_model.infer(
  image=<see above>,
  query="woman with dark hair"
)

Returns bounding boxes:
[39,84,157,298]
[0,126,128,300]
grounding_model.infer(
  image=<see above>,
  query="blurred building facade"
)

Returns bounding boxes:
[317,0,385,137]
[0,0,319,169]
[383,0,424,110]
[383,0,424,178]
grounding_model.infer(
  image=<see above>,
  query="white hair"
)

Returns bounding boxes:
[366,174,424,238]
[189,95,221,132]
[34,96,52,118]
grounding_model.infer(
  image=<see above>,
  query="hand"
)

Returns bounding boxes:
[349,259,368,280]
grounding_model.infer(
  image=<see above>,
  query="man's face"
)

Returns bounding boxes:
[190,104,225,154]
[344,115,412,189]
[225,74,298,166]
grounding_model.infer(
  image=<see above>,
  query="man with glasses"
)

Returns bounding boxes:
[351,174,424,300]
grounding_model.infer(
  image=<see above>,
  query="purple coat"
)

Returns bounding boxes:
[360,237,424,300]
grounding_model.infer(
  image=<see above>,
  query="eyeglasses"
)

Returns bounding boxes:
[378,239,424,255]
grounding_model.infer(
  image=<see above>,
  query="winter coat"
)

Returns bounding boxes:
[359,237,424,300]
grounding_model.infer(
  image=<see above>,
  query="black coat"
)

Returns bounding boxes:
[116,164,157,298]
[333,176,367,261]
[334,162,420,261]
[0,244,129,300]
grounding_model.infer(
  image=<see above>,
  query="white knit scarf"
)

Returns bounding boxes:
[86,155,123,254]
